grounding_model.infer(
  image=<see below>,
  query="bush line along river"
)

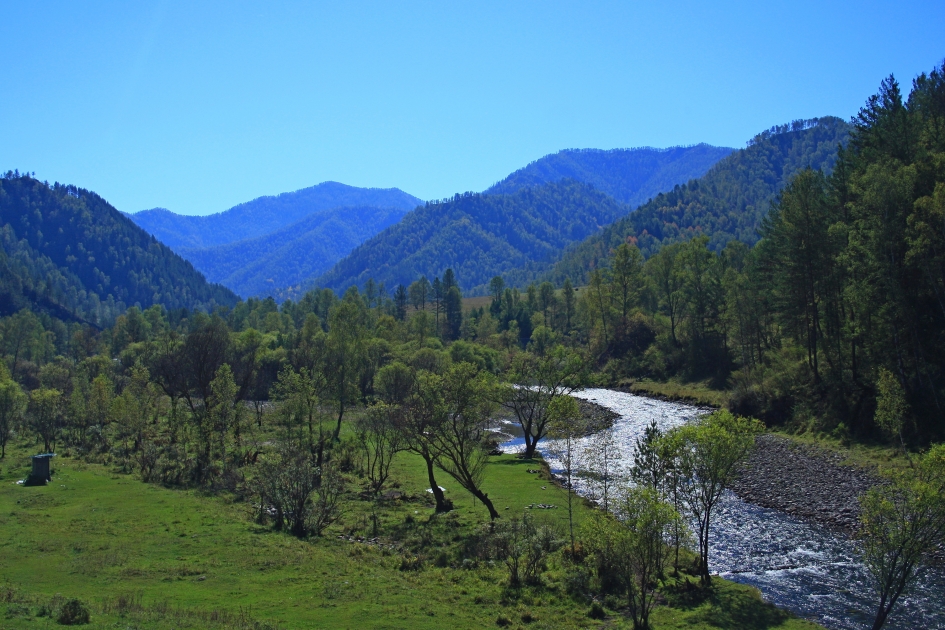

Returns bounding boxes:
[500,389,945,630]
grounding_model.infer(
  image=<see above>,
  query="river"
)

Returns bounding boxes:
[497,388,945,630]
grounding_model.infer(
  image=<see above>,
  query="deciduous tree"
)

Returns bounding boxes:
[666,410,762,584]
[431,362,501,520]
[860,445,945,630]
[0,373,26,458]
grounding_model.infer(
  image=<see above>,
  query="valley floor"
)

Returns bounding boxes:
[0,437,821,630]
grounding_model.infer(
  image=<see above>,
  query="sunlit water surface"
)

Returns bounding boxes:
[498,388,945,630]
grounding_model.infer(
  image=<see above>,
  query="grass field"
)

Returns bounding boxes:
[0,437,821,629]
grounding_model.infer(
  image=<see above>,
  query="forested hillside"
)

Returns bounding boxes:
[182,205,409,298]
[314,180,630,296]
[130,181,422,251]
[485,144,733,206]
[545,117,851,285]
[0,173,238,325]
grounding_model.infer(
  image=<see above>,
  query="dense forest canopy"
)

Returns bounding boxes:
[547,66,945,445]
[745,65,945,442]
[546,117,851,286]
[485,144,734,207]
[130,181,422,251]
[313,180,633,297]
[0,174,237,327]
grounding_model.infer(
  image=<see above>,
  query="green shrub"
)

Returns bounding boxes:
[563,565,592,598]
[490,515,563,586]
[4,604,30,619]
[399,555,423,571]
[587,601,606,619]
[57,598,90,625]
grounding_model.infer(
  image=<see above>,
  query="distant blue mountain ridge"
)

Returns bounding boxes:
[179,205,411,298]
[127,181,423,298]
[129,145,735,299]
[129,181,423,251]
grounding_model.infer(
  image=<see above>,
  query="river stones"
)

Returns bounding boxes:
[730,434,879,534]
[575,399,619,436]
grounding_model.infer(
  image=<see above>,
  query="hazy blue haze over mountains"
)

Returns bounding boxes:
[0,174,238,325]
[485,144,734,206]
[545,117,852,286]
[311,145,735,296]
[0,119,850,321]
[181,205,409,298]
[127,181,423,298]
[129,181,422,250]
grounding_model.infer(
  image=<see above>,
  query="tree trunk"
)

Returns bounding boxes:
[872,597,891,630]
[872,581,907,630]
[471,486,500,520]
[333,399,344,442]
[523,436,537,459]
[424,455,451,512]
[700,514,712,585]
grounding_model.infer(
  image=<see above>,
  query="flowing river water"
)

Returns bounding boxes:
[497,388,945,630]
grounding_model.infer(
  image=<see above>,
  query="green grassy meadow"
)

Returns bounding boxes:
[0,439,821,629]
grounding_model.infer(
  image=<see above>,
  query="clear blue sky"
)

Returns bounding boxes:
[1,1,942,216]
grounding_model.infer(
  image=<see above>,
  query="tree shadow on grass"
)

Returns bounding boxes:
[491,456,542,466]
[662,576,797,629]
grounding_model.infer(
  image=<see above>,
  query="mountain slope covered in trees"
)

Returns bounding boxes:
[130,182,422,251]
[544,117,851,285]
[182,205,410,298]
[0,173,238,325]
[485,144,734,206]
[313,180,631,296]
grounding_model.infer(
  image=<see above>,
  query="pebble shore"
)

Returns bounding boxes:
[730,434,879,534]
[576,398,619,436]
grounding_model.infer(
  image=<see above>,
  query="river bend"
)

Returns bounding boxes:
[498,388,945,630]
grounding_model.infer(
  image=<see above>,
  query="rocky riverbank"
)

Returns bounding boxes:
[730,434,879,534]
[576,398,619,436]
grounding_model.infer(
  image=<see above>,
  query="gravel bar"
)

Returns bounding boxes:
[730,434,879,534]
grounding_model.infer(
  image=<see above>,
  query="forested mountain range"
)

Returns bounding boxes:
[304,146,736,298]
[312,180,631,296]
[542,116,851,286]
[181,205,409,298]
[485,144,734,207]
[129,181,422,251]
[0,173,238,325]
[126,146,732,300]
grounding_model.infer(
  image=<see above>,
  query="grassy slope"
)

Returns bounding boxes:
[614,378,731,409]
[770,430,914,477]
[0,441,820,630]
